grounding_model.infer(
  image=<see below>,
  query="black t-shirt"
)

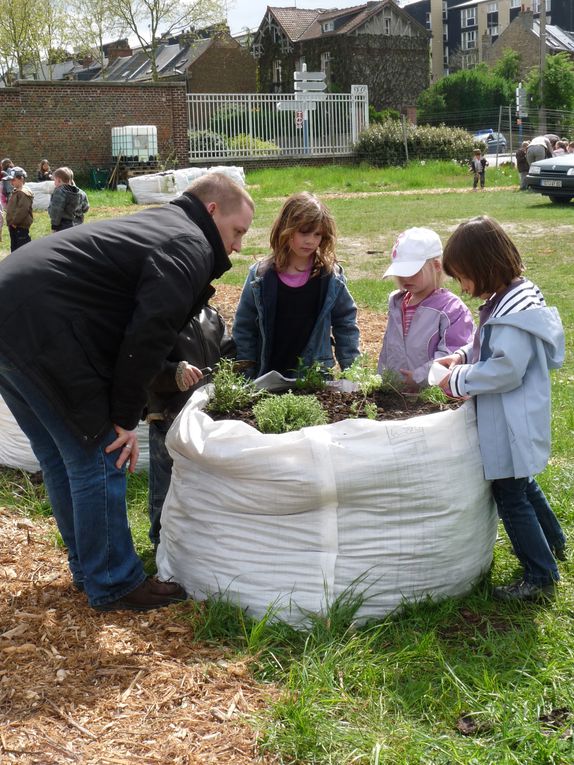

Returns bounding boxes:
[268,274,321,376]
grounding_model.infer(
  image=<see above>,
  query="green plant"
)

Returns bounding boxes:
[253,392,328,433]
[349,399,378,419]
[206,358,260,415]
[338,354,382,395]
[417,385,451,407]
[227,133,281,154]
[188,130,228,155]
[294,360,328,392]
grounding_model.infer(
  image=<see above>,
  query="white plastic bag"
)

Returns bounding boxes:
[129,166,246,205]
[157,393,497,625]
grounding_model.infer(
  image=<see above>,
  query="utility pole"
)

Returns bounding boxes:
[539,0,547,133]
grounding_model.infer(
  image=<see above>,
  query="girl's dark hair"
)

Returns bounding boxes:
[267,192,336,274]
[442,216,524,297]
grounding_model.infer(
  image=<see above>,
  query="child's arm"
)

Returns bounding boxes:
[48,189,65,227]
[231,272,260,377]
[448,325,532,399]
[331,281,361,370]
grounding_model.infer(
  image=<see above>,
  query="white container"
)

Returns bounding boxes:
[428,360,450,386]
[111,125,158,162]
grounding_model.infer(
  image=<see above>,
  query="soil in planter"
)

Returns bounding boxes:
[209,387,461,430]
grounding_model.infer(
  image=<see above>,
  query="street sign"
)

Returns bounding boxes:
[294,81,327,92]
[294,71,325,81]
[276,101,317,111]
[295,91,327,101]
[295,110,304,129]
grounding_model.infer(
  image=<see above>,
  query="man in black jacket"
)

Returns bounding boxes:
[0,172,254,611]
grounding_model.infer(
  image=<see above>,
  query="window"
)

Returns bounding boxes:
[384,16,391,34]
[443,26,448,42]
[442,1,448,21]
[510,0,521,7]
[320,51,331,85]
[488,24,499,36]
[273,59,282,84]
[487,2,498,12]
[426,12,432,29]
[296,57,306,71]
[461,7,476,27]
[533,0,551,11]
[321,20,334,32]
[461,30,476,49]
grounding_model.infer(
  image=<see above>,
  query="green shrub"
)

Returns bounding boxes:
[354,120,477,166]
[188,130,228,155]
[253,392,328,433]
[337,355,382,395]
[369,106,401,124]
[294,361,328,392]
[227,133,281,155]
[206,359,260,415]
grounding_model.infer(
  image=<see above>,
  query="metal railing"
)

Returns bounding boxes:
[186,90,369,162]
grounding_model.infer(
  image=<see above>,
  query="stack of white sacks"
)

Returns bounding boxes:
[128,166,246,204]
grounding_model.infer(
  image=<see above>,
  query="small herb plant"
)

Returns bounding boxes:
[253,392,328,433]
[294,360,328,391]
[338,354,383,395]
[206,358,261,415]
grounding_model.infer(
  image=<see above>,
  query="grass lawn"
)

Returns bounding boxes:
[0,162,573,764]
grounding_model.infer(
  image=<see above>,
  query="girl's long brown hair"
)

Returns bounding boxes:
[265,192,337,275]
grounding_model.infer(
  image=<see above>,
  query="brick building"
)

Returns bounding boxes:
[252,1,430,111]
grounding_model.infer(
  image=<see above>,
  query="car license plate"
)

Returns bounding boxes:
[541,179,562,187]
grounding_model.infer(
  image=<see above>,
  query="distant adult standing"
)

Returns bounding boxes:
[5,167,33,251]
[526,135,552,167]
[1,158,15,207]
[515,141,530,191]
[0,173,254,611]
[37,159,53,181]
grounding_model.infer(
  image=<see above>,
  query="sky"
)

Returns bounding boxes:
[226,0,375,35]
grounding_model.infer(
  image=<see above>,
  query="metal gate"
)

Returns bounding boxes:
[186,88,369,162]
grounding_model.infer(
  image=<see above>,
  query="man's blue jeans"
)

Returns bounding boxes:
[148,419,173,547]
[0,353,146,607]
[492,476,565,586]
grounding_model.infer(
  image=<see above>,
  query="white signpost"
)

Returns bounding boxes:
[276,64,327,150]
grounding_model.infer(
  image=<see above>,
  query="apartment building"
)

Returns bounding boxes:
[402,0,573,81]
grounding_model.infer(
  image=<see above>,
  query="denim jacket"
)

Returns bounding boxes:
[449,280,564,480]
[233,261,360,378]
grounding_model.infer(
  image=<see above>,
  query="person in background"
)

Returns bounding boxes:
[146,298,235,548]
[0,172,254,612]
[1,158,15,207]
[67,168,90,225]
[5,167,33,252]
[36,159,53,181]
[48,166,80,232]
[470,148,488,191]
[233,191,360,379]
[378,227,474,392]
[438,216,566,602]
[567,141,574,154]
[526,135,552,166]
[515,140,530,191]
[552,140,567,156]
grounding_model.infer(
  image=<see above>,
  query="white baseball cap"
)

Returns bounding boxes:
[383,227,443,278]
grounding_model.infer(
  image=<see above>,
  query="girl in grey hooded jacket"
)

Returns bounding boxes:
[438,216,566,603]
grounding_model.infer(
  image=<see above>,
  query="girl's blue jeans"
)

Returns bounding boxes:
[0,352,146,607]
[492,476,565,586]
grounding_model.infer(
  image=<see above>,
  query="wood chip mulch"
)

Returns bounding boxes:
[0,506,280,765]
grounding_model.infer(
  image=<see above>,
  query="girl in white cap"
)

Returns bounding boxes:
[378,226,474,391]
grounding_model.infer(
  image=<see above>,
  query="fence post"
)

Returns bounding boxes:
[401,115,409,162]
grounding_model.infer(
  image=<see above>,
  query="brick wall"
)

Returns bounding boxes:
[0,80,188,177]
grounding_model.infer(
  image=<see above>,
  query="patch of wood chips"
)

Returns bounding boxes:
[0,506,279,764]
[0,287,384,764]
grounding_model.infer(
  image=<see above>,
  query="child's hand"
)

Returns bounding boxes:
[437,352,464,370]
[399,368,419,393]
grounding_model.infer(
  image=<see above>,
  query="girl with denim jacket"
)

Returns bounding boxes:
[233,192,360,378]
[437,216,566,602]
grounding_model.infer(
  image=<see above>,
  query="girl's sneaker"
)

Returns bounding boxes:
[493,579,556,602]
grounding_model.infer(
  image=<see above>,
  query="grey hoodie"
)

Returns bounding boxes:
[48,183,79,227]
[449,279,564,480]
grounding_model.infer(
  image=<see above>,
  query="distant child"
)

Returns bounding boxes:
[233,192,360,378]
[515,141,530,191]
[48,166,80,231]
[437,215,566,602]
[36,159,53,181]
[5,167,34,252]
[378,227,474,392]
[146,297,235,547]
[1,158,15,207]
[67,168,90,225]
[470,149,488,190]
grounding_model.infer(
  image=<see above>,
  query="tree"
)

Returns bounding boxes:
[0,0,38,79]
[525,53,574,112]
[417,66,514,128]
[69,0,128,79]
[113,0,226,81]
[492,48,521,83]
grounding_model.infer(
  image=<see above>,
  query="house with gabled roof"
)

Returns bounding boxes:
[251,1,430,110]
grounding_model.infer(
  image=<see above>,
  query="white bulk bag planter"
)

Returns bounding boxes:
[129,166,246,205]
[28,180,55,211]
[157,391,497,626]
